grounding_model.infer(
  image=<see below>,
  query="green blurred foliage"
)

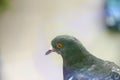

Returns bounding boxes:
[0,0,9,13]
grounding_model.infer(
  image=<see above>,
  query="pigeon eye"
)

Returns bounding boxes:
[57,43,63,48]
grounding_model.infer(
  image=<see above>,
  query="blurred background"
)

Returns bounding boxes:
[0,0,120,80]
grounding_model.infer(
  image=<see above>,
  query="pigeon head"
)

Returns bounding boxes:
[45,35,87,58]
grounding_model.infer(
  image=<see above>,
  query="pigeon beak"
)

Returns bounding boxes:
[45,48,55,55]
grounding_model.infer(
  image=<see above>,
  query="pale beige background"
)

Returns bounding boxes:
[1,0,120,80]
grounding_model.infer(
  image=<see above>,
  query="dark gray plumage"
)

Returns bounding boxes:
[45,35,120,80]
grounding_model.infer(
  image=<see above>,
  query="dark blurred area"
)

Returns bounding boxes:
[0,0,9,13]
[105,0,120,32]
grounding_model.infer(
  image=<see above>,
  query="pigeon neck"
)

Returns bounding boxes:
[62,47,98,70]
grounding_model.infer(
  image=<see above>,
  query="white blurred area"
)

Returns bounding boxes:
[0,0,120,80]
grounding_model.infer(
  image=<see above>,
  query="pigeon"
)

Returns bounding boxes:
[45,35,120,80]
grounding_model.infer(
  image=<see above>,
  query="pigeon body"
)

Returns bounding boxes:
[45,35,120,80]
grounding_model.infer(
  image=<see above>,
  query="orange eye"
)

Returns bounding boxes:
[57,43,63,48]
